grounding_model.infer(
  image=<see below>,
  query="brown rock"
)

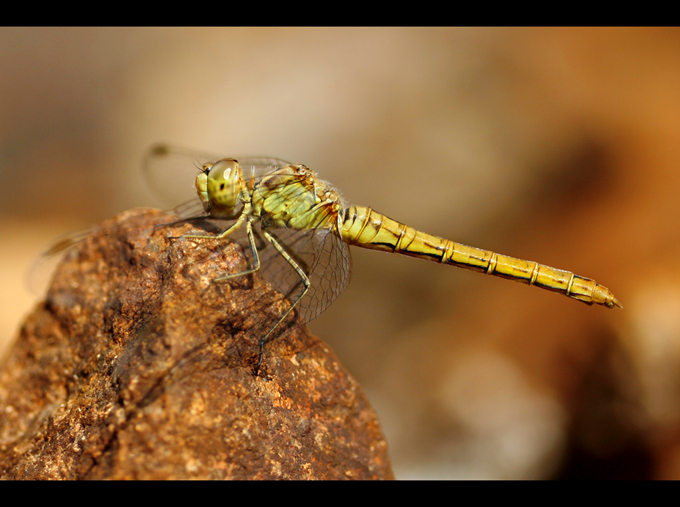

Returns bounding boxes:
[0,208,393,480]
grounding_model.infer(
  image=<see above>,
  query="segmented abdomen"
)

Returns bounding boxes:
[341,205,621,309]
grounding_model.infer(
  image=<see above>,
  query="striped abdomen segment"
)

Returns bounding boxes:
[341,206,621,309]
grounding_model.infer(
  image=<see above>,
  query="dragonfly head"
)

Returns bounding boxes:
[196,158,245,218]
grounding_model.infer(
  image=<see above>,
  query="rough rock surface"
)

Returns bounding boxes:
[0,208,392,480]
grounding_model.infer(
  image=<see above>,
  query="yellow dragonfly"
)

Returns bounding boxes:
[143,144,621,372]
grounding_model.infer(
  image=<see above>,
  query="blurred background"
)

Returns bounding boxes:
[1,27,679,479]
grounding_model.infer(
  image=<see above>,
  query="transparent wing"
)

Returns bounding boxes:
[237,156,295,181]
[142,143,292,210]
[142,143,220,209]
[254,224,352,327]
[143,143,348,332]
[27,227,96,297]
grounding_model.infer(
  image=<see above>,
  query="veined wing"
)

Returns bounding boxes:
[145,143,351,327]
[142,143,292,212]
[252,224,351,328]
[27,227,98,297]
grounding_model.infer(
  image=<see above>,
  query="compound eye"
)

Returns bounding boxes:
[207,159,242,210]
[209,159,240,184]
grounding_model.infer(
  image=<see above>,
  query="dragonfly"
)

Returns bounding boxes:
[142,144,621,372]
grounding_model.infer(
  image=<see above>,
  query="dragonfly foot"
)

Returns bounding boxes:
[252,339,266,377]
[182,233,219,242]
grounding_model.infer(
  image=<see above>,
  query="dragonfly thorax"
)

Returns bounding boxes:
[196,158,245,219]
[251,164,344,233]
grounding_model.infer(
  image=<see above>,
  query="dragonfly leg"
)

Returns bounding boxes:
[254,230,310,376]
[152,214,210,234]
[213,219,261,282]
[181,200,262,286]
[183,188,252,241]
[183,204,249,241]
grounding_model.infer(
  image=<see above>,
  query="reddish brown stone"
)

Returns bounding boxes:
[0,208,392,480]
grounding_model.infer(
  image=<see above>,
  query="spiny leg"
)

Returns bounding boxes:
[151,214,213,235]
[213,219,261,282]
[255,230,311,375]
[182,200,250,241]
[159,188,253,237]
[182,200,263,283]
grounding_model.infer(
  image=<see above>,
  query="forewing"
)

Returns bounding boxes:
[27,227,97,297]
[237,157,294,182]
[142,143,292,209]
[142,144,222,209]
[172,198,209,221]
